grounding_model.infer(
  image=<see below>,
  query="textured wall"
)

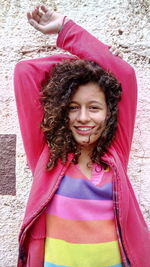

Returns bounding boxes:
[0,0,150,266]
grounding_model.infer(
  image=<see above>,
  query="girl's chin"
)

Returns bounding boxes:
[76,139,91,146]
[77,140,96,150]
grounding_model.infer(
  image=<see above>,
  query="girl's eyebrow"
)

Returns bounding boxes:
[70,100,104,105]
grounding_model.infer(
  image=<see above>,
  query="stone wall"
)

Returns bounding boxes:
[0,0,150,266]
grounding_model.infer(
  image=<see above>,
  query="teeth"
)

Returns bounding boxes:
[77,127,92,131]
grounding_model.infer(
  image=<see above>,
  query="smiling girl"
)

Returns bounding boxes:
[14,5,150,267]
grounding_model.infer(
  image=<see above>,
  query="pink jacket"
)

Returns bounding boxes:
[14,20,150,267]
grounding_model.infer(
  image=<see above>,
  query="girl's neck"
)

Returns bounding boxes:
[78,148,91,164]
[77,147,93,179]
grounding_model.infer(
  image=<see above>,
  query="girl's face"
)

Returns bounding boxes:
[68,82,107,151]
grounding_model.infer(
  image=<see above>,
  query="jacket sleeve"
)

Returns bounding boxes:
[14,55,73,174]
[57,20,137,167]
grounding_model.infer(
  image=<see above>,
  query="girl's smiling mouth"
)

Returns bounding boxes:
[74,126,95,135]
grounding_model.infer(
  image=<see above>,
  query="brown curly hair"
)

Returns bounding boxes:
[41,59,122,170]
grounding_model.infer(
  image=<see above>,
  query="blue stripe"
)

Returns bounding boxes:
[109,264,123,267]
[56,175,112,200]
[44,262,69,267]
[44,262,123,267]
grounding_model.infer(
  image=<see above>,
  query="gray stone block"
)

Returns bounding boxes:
[0,134,16,195]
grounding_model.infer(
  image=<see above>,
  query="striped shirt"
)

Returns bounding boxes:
[44,163,123,267]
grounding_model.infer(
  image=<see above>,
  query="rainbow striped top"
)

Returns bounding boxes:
[44,163,123,267]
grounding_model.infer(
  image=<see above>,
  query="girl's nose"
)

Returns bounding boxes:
[77,107,90,123]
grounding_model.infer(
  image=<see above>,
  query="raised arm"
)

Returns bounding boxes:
[26,5,137,168]
[14,55,73,174]
[57,20,137,168]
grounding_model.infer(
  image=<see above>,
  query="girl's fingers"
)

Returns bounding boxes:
[38,11,43,17]
[113,49,119,55]
[31,6,39,19]
[33,6,43,18]
[41,5,48,13]
[28,18,42,31]
[109,46,123,58]
[112,49,123,58]
[32,10,37,20]
[109,45,116,53]
[27,12,32,20]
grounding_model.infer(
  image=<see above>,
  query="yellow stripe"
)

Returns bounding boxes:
[44,237,122,267]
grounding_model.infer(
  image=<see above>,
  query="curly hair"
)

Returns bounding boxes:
[40,59,122,170]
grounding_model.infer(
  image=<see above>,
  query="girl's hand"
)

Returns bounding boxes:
[27,5,66,34]
[27,5,123,59]
[109,46,123,58]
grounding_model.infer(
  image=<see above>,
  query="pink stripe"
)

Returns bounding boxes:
[66,163,112,187]
[46,194,114,220]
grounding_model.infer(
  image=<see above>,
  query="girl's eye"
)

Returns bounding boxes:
[69,106,79,111]
[89,106,100,110]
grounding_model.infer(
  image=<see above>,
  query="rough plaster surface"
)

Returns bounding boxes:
[0,134,16,195]
[0,0,150,266]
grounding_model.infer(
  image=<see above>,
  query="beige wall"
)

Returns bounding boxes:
[0,0,150,266]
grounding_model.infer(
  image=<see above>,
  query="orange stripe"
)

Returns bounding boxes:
[46,214,118,244]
